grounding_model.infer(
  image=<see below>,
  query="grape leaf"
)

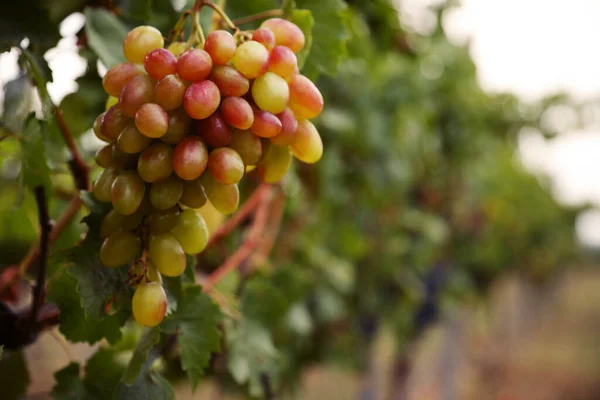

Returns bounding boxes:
[240,276,289,326]
[84,349,126,399]
[0,350,30,400]
[162,286,222,390]
[20,115,52,194]
[114,369,175,400]
[121,328,161,384]
[290,9,314,69]
[84,8,128,69]
[51,362,86,400]
[59,70,105,138]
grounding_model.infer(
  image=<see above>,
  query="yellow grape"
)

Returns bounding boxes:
[148,233,187,277]
[252,72,289,114]
[132,282,167,327]
[170,209,209,255]
[290,120,323,164]
[123,25,165,63]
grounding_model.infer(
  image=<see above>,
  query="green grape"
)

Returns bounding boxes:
[132,282,167,327]
[180,179,207,208]
[148,233,187,277]
[290,120,323,164]
[95,144,114,168]
[258,144,292,183]
[171,209,209,254]
[118,122,152,154]
[130,260,163,286]
[200,173,239,215]
[147,206,180,234]
[138,143,174,183]
[252,72,290,114]
[228,129,263,165]
[100,208,143,239]
[167,41,188,56]
[123,25,165,63]
[150,175,183,210]
[161,108,192,145]
[92,167,119,202]
[100,231,141,267]
[208,147,244,184]
[146,262,163,285]
[110,171,146,215]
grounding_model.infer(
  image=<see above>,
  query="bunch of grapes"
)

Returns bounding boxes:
[91,18,324,327]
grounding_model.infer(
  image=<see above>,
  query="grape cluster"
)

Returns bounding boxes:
[91,19,324,327]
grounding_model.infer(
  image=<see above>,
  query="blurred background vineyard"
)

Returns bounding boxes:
[2,0,600,399]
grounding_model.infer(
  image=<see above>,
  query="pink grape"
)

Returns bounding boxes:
[288,74,324,119]
[135,103,169,138]
[290,120,323,164]
[203,30,236,65]
[119,75,155,118]
[177,49,213,82]
[195,113,232,147]
[138,142,174,182]
[268,46,297,79]
[252,28,276,51]
[260,18,305,53]
[208,65,250,97]
[154,74,186,111]
[251,110,282,138]
[172,136,209,180]
[102,62,145,97]
[208,147,244,184]
[271,108,298,146]
[220,97,254,130]
[144,48,177,80]
[101,105,130,142]
[183,80,221,120]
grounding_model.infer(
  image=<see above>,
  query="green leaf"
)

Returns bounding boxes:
[225,0,278,23]
[240,276,289,326]
[20,115,52,193]
[295,0,350,77]
[51,363,86,400]
[290,9,314,69]
[122,328,161,384]
[114,369,175,400]
[84,349,126,399]
[0,350,30,400]
[163,286,222,390]
[59,72,105,137]
[118,0,153,22]
[2,74,34,133]
[84,8,128,69]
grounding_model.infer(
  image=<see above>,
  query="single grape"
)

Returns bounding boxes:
[101,105,130,142]
[288,74,324,119]
[148,233,187,277]
[135,103,169,138]
[123,25,165,63]
[258,144,292,183]
[93,113,111,143]
[102,62,145,97]
[208,147,244,184]
[154,74,186,111]
[167,41,188,56]
[132,282,167,327]
[171,209,209,254]
[112,145,139,169]
[268,46,297,79]
[138,142,174,183]
[228,129,263,165]
[172,136,209,180]
[252,72,290,114]
[290,120,323,164]
[271,107,298,146]
[208,65,250,97]
[95,144,114,168]
[180,178,207,208]
[260,18,305,53]
[195,113,232,147]
[204,30,236,65]
[119,75,155,118]
[100,231,141,267]
[183,80,221,120]
[92,167,119,202]
[160,108,191,144]
[117,122,152,154]
[220,97,254,130]
[201,173,240,215]
[144,48,177,80]
[110,171,146,215]
[147,206,180,234]
[232,41,269,79]
[100,208,144,239]
[252,28,276,50]
[251,110,282,138]
[150,175,184,210]
[177,49,213,82]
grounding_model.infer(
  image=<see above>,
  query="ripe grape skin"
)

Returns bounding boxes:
[110,171,146,215]
[172,136,209,180]
[208,147,244,185]
[95,144,114,168]
[232,41,269,79]
[200,173,240,215]
[148,234,187,277]
[195,113,232,147]
[93,113,111,143]
[154,74,186,111]
[147,206,180,234]
[118,123,152,154]
[228,129,263,165]
[251,110,282,138]
[258,144,292,183]
[100,231,141,267]
[135,103,169,138]
[260,18,305,53]
[102,62,145,97]
[100,208,143,239]
[123,25,165,63]
[183,80,221,120]
[161,108,191,145]
[171,209,209,254]
[132,282,167,327]
[208,65,250,97]
[150,175,184,210]
[220,97,254,130]
[119,75,156,118]
[144,48,177,80]
[290,120,323,164]
[177,49,213,82]
[268,46,298,79]
[138,142,174,183]
[101,106,130,142]
[252,28,276,50]
[204,30,236,65]
[180,179,208,208]
[271,108,298,146]
[93,167,119,202]
[252,72,290,114]
[288,74,324,119]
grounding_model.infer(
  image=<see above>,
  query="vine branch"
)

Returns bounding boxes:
[230,9,283,26]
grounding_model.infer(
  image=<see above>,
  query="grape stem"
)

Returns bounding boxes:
[203,1,239,32]
[230,9,283,26]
